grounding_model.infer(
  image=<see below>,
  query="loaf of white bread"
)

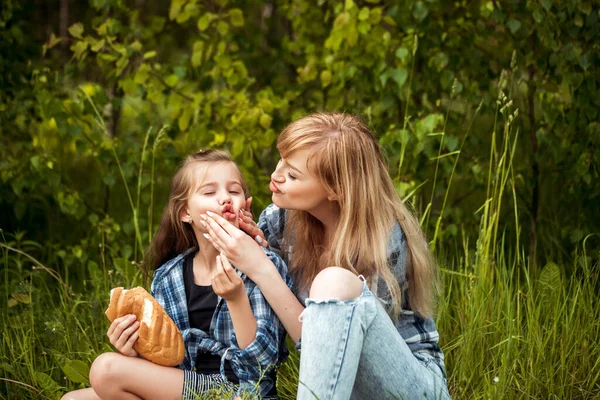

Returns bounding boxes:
[105,286,185,367]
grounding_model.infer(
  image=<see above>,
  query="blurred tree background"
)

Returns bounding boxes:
[2,0,598,270]
[1,0,599,398]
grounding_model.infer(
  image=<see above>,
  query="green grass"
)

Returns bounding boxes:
[2,231,598,399]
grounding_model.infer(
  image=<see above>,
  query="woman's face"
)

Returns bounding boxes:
[182,162,246,231]
[270,148,331,214]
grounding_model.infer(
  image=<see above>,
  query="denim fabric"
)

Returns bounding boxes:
[297,279,450,400]
[258,204,446,377]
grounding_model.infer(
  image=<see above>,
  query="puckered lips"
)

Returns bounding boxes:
[270,180,282,194]
[221,204,237,220]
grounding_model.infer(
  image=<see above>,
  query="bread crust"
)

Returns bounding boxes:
[105,286,185,367]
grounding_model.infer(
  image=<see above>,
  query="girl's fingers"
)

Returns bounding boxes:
[108,315,136,340]
[212,257,227,292]
[244,197,253,212]
[219,254,237,281]
[216,255,232,284]
[122,331,140,356]
[114,320,139,349]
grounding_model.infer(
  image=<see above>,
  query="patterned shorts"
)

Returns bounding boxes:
[182,370,237,400]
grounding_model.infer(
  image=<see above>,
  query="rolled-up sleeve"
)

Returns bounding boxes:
[228,286,282,368]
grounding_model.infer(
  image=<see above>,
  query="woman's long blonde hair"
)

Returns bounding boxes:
[278,113,438,317]
[146,149,249,271]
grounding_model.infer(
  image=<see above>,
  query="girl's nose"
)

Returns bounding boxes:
[218,192,232,205]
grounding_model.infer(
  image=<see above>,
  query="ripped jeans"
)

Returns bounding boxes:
[297,279,450,400]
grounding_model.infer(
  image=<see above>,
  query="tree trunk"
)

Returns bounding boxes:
[60,0,69,50]
[527,64,539,275]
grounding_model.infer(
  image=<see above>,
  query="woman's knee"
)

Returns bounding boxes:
[309,266,363,301]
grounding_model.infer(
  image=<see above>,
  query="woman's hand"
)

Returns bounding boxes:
[107,314,140,357]
[200,211,272,279]
[212,254,245,301]
[238,197,268,248]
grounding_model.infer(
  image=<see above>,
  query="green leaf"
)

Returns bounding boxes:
[115,55,129,75]
[88,260,103,284]
[260,114,273,129]
[391,67,408,88]
[143,51,157,59]
[169,0,186,20]
[61,359,90,384]
[113,257,140,285]
[197,13,215,32]
[320,70,332,88]
[507,19,521,33]
[179,107,192,132]
[538,261,561,305]
[90,39,105,52]
[11,293,31,304]
[540,0,551,11]
[578,54,590,71]
[358,7,370,21]
[48,33,62,49]
[34,372,62,395]
[192,41,204,67]
[412,2,428,22]
[71,41,89,59]
[68,23,84,39]
[98,53,117,62]
[379,70,389,88]
[395,47,410,63]
[230,9,244,27]
[30,156,41,171]
[217,21,229,36]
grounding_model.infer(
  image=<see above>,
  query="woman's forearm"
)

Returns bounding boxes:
[252,264,304,342]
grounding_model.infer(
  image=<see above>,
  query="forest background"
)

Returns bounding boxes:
[1,0,599,399]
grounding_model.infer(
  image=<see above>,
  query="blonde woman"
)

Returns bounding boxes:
[202,113,450,399]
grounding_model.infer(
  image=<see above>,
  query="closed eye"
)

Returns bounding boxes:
[287,173,297,180]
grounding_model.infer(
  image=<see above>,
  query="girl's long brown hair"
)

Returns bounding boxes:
[278,113,439,317]
[145,149,249,271]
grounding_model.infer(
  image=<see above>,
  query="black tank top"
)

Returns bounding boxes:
[182,252,237,382]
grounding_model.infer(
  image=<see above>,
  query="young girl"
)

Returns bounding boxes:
[202,113,451,399]
[62,150,292,400]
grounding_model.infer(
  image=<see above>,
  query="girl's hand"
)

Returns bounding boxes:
[200,211,272,278]
[238,197,268,248]
[107,314,140,357]
[212,254,245,301]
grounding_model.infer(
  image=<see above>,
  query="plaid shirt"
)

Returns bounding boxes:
[150,247,293,396]
[258,203,447,378]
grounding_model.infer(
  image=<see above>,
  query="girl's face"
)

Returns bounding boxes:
[270,148,331,214]
[182,162,246,231]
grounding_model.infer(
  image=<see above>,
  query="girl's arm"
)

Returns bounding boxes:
[212,254,257,349]
[202,212,304,342]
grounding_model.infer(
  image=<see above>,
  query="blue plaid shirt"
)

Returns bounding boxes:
[258,203,447,379]
[150,246,294,396]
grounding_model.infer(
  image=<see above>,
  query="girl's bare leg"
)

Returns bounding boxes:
[62,352,185,400]
[61,387,101,400]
